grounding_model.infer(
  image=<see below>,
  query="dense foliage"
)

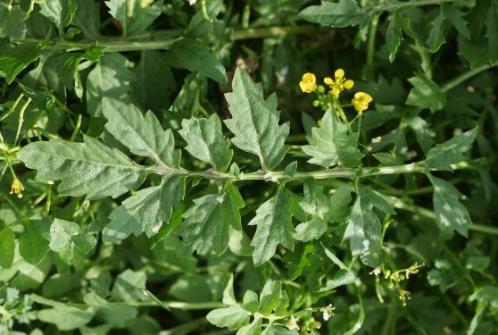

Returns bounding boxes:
[1,0,498,334]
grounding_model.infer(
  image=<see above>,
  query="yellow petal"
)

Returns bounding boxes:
[334,68,345,80]
[344,79,354,90]
[324,77,334,85]
[299,73,317,93]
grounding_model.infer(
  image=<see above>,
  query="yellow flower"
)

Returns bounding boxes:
[398,288,411,304]
[352,92,373,113]
[324,68,354,97]
[299,73,317,93]
[10,177,24,198]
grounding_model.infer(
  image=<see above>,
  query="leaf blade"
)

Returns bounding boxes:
[225,68,289,170]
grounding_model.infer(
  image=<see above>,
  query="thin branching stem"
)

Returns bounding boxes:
[151,159,485,182]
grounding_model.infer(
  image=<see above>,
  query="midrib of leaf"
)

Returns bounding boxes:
[260,192,286,253]
[108,108,170,169]
[239,82,269,170]
[199,123,217,169]
[37,149,144,172]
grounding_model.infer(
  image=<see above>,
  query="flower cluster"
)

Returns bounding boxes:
[371,263,424,305]
[299,69,373,113]
[324,69,354,96]
[10,177,24,198]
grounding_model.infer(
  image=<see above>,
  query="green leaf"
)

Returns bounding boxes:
[299,0,366,27]
[258,281,282,316]
[0,227,15,268]
[17,136,146,199]
[180,185,243,255]
[166,38,227,84]
[222,274,237,305]
[83,292,137,327]
[49,219,80,252]
[39,0,77,31]
[19,221,49,264]
[486,0,498,61]
[180,114,233,171]
[102,98,180,168]
[207,305,250,331]
[469,286,498,308]
[302,109,363,168]
[406,74,446,112]
[237,318,262,335]
[424,128,477,170]
[73,0,100,38]
[0,43,41,84]
[37,306,94,331]
[242,291,259,313]
[386,12,403,62]
[0,4,27,38]
[86,53,134,117]
[429,175,470,238]
[105,0,163,36]
[406,115,434,153]
[103,176,184,242]
[324,269,356,290]
[112,270,147,303]
[295,217,327,242]
[344,187,389,267]
[445,6,470,39]
[225,68,289,170]
[249,188,297,266]
[133,50,175,111]
[426,8,446,53]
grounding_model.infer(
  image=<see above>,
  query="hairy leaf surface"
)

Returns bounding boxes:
[225,68,289,170]
[18,136,146,199]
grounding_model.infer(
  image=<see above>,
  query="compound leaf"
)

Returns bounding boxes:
[302,109,363,168]
[0,3,27,38]
[386,12,404,62]
[103,176,185,242]
[166,38,227,84]
[180,185,244,255]
[17,136,146,199]
[344,187,389,267]
[424,128,477,170]
[103,98,180,169]
[225,68,289,170]
[86,53,134,117]
[180,114,233,171]
[105,0,163,36]
[429,175,471,238]
[249,188,297,266]
[207,305,250,331]
[299,0,366,27]
[406,74,446,112]
[0,43,41,84]
[39,0,77,31]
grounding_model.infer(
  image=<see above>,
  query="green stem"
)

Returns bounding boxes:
[11,25,318,53]
[178,162,428,182]
[442,62,498,92]
[135,300,226,310]
[143,290,225,310]
[380,303,397,335]
[389,196,498,236]
[413,37,432,79]
[141,156,492,182]
[365,15,379,77]
[232,25,318,40]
